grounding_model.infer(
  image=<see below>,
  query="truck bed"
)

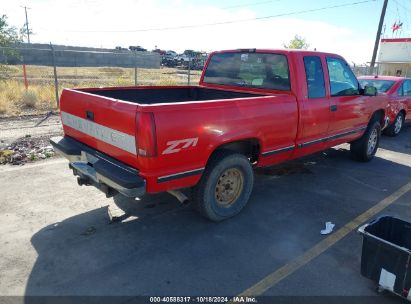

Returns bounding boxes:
[59,85,277,175]
[79,86,262,104]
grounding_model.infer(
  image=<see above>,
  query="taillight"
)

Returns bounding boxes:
[136,112,157,157]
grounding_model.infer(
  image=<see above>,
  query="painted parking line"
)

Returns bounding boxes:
[377,148,411,168]
[238,180,411,297]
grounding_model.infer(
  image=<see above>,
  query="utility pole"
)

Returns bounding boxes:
[21,6,31,44]
[370,0,388,73]
[50,43,59,107]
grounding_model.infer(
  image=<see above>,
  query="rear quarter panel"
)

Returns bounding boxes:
[141,94,298,192]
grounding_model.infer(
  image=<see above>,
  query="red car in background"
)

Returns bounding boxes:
[359,76,411,136]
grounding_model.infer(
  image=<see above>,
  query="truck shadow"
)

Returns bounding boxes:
[110,192,185,222]
[24,146,411,299]
[379,124,411,155]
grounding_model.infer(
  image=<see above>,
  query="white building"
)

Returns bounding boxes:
[377,38,411,76]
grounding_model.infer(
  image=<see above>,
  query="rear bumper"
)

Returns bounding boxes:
[50,136,146,198]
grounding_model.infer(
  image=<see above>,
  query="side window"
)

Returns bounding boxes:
[303,56,326,98]
[404,80,411,96]
[326,57,360,96]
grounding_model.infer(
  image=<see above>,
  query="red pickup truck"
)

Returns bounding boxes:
[51,49,388,221]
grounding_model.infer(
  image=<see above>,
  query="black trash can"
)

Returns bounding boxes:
[358,216,411,300]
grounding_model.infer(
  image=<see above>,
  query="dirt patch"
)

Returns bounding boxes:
[0,113,63,147]
[0,135,56,165]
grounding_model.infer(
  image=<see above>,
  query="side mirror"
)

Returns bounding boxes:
[363,85,377,96]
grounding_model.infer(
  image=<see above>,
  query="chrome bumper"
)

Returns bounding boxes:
[50,136,146,198]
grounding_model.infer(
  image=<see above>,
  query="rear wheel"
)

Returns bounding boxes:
[384,112,404,137]
[350,121,381,162]
[192,151,254,221]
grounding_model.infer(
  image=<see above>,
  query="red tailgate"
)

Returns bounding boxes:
[59,89,139,168]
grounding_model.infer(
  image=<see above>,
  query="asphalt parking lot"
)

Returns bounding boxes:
[1,125,411,302]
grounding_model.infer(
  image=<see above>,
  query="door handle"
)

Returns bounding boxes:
[330,105,337,112]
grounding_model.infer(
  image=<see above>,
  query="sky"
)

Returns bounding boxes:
[2,0,411,64]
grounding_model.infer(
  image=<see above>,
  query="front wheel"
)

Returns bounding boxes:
[384,112,404,137]
[350,121,381,162]
[192,151,254,221]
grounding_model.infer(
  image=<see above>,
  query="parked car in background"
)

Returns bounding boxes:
[175,50,197,63]
[359,76,411,136]
[161,51,178,67]
[165,50,177,59]
[153,49,166,56]
[174,50,207,70]
[129,46,147,52]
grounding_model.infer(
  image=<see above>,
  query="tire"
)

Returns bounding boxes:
[350,121,381,162]
[384,112,404,137]
[192,150,254,221]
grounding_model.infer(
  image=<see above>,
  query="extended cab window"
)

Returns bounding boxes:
[203,52,290,91]
[326,57,360,96]
[303,56,326,98]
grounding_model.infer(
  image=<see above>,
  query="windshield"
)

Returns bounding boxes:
[358,79,395,93]
[203,52,290,91]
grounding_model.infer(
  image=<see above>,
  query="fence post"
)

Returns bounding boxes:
[22,56,28,89]
[187,56,191,85]
[134,51,138,86]
[49,43,59,108]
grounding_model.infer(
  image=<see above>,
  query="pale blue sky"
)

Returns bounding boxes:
[3,0,411,63]
[202,0,409,35]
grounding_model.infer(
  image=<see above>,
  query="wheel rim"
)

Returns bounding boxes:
[394,115,403,134]
[367,128,378,155]
[215,168,244,207]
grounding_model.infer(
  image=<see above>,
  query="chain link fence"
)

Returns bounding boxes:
[351,64,379,77]
[0,45,203,115]
[2,45,389,116]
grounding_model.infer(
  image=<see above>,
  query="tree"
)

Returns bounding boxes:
[19,25,33,43]
[0,15,21,78]
[283,35,310,50]
[0,15,20,47]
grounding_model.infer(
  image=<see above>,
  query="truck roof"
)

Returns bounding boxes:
[211,48,342,58]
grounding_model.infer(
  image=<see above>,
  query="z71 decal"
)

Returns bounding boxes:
[162,137,199,155]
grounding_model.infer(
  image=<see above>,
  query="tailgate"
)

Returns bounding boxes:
[59,89,139,168]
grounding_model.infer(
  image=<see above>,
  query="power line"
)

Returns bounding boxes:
[57,0,377,33]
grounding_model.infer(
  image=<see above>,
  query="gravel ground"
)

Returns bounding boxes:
[0,113,63,165]
[0,135,56,165]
